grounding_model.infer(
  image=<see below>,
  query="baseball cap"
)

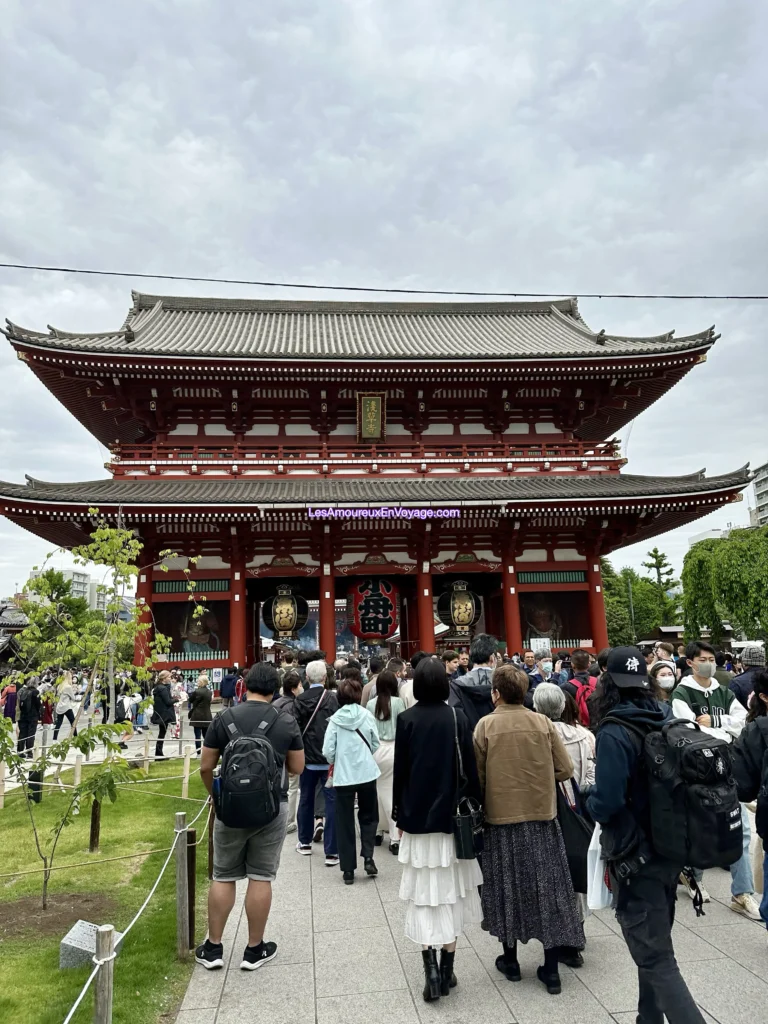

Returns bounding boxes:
[606,646,651,689]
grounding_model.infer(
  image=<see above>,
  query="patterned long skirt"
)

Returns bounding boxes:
[481,819,585,949]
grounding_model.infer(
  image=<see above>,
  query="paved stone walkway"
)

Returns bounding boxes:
[176,832,767,1024]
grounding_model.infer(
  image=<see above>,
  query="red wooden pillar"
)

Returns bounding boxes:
[502,561,523,656]
[405,592,419,661]
[587,556,609,652]
[133,558,154,667]
[230,554,247,669]
[417,561,435,652]
[319,560,336,664]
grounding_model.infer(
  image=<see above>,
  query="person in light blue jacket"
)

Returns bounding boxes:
[323,675,381,885]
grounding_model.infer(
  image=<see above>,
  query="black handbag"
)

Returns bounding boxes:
[556,783,594,893]
[451,708,483,860]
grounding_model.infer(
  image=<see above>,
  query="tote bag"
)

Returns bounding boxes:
[587,822,613,910]
[556,783,594,894]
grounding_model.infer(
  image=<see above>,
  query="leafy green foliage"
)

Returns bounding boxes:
[641,546,679,624]
[602,552,677,644]
[683,527,768,642]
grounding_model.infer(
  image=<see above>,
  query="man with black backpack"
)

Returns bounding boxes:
[670,640,759,919]
[197,662,305,972]
[586,646,726,1024]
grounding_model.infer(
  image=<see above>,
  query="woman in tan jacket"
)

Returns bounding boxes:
[473,664,585,996]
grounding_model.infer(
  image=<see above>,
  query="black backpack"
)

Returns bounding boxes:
[603,716,743,869]
[17,685,35,718]
[216,706,282,829]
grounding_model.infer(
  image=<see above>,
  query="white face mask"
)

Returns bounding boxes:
[695,661,717,680]
[541,660,553,674]
[656,673,675,690]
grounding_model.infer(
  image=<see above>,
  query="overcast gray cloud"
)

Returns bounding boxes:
[0,0,766,596]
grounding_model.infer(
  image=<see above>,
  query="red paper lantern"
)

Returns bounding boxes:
[347,577,400,640]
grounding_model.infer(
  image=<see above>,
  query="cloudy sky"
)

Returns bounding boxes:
[1,0,766,597]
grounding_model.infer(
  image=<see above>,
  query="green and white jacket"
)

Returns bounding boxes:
[670,677,747,744]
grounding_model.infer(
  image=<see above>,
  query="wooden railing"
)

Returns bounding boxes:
[108,439,623,477]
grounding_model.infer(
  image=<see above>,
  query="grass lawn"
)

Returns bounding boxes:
[0,758,211,1024]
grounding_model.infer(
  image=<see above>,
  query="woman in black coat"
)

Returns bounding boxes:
[732,668,768,927]
[188,674,213,754]
[393,658,482,1003]
[151,670,177,759]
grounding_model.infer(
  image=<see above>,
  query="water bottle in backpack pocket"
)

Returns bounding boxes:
[605,717,743,869]
[215,707,283,829]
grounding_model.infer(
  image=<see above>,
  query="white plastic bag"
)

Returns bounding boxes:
[587,822,613,910]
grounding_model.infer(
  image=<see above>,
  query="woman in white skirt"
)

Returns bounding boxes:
[392,658,482,1002]
[367,670,405,854]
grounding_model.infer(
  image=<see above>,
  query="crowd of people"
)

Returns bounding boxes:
[189,636,767,1023]
[3,636,766,1019]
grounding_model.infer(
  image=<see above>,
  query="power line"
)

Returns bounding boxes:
[0,261,766,301]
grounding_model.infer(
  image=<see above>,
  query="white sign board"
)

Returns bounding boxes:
[212,668,223,684]
[529,637,551,653]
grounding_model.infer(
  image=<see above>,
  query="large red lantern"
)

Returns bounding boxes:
[347,577,400,640]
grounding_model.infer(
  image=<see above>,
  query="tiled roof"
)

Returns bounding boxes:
[0,468,750,507]
[3,292,718,361]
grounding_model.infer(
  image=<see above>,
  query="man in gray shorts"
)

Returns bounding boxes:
[197,662,305,971]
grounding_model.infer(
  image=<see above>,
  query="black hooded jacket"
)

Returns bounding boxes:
[732,716,768,840]
[448,673,494,730]
[294,686,339,766]
[586,698,673,858]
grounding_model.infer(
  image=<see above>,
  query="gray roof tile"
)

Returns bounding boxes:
[3,292,717,361]
[0,468,750,507]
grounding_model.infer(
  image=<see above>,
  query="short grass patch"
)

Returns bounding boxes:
[0,759,210,1024]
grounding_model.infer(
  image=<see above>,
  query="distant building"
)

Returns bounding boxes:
[27,569,109,613]
[688,528,731,548]
[753,460,768,527]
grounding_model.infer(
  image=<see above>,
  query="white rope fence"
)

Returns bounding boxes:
[60,814,192,1024]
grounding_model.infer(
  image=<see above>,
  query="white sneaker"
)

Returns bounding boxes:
[679,873,710,903]
[285,822,298,834]
[325,855,340,867]
[295,843,312,855]
[730,893,762,921]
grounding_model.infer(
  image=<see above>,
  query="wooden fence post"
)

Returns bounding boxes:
[178,716,185,757]
[93,923,115,1024]
[181,745,193,800]
[41,726,50,761]
[143,734,150,774]
[175,812,189,961]
[187,829,196,949]
[89,798,102,853]
[73,754,83,816]
[0,761,5,810]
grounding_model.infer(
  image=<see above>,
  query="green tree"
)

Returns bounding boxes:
[641,546,679,624]
[601,558,665,643]
[683,527,768,642]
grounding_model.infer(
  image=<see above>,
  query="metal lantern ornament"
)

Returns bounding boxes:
[437,580,481,641]
[347,577,400,641]
[262,585,309,640]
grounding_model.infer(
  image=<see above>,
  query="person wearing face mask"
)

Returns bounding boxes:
[649,660,676,700]
[448,634,496,729]
[671,641,759,920]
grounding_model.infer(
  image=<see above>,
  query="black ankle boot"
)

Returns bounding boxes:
[537,965,562,995]
[421,948,441,1002]
[439,949,457,995]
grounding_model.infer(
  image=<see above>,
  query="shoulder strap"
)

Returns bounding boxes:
[355,728,373,752]
[301,689,327,737]
[451,707,467,786]
[599,715,647,745]
[222,704,279,744]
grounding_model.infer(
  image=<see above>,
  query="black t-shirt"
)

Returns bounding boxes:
[204,699,303,800]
